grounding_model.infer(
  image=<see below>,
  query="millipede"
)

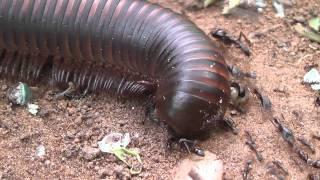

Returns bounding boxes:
[0,0,230,138]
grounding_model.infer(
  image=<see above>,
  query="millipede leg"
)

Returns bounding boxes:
[222,117,239,135]
[145,100,159,123]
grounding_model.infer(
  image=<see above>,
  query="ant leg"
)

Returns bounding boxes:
[222,117,239,135]
[271,117,295,146]
[238,32,252,46]
[178,138,205,157]
[237,32,252,56]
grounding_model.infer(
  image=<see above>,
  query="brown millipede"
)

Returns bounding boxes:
[0,0,230,138]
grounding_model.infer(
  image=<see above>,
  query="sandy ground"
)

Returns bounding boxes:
[0,0,319,179]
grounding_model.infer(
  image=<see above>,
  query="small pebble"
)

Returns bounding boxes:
[87,161,94,169]
[74,137,81,143]
[114,165,131,180]
[36,145,46,157]
[75,116,83,125]
[44,160,50,166]
[81,146,100,160]
[230,110,240,116]
[62,146,79,159]
[98,168,113,179]
[289,51,296,56]
[293,16,306,23]
[173,151,223,180]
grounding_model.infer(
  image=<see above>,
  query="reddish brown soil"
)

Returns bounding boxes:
[0,0,319,179]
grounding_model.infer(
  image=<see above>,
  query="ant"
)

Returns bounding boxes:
[210,28,251,56]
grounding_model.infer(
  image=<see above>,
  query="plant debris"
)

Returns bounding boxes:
[222,0,267,15]
[303,68,320,91]
[223,0,242,15]
[98,133,131,153]
[309,17,320,32]
[98,133,142,174]
[27,104,40,116]
[6,82,40,115]
[112,147,142,174]
[203,0,217,7]
[294,23,320,43]
[272,0,285,18]
[7,82,32,106]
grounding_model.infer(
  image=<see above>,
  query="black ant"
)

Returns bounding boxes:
[210,28,251,56]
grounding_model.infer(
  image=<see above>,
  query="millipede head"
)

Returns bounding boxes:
[156,90,229,138]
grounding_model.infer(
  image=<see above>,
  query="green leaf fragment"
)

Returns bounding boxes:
[203,0,216,7]
[112,147,142,174]
[308,17,320,32]
[18,82,32,105]
[294,23,320,43]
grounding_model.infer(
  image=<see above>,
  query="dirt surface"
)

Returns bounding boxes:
[0,0,319,179]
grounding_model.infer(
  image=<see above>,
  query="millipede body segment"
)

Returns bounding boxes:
[0,0,230,138]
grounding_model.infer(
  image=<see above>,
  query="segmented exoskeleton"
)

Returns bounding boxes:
[0,0,230,138]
